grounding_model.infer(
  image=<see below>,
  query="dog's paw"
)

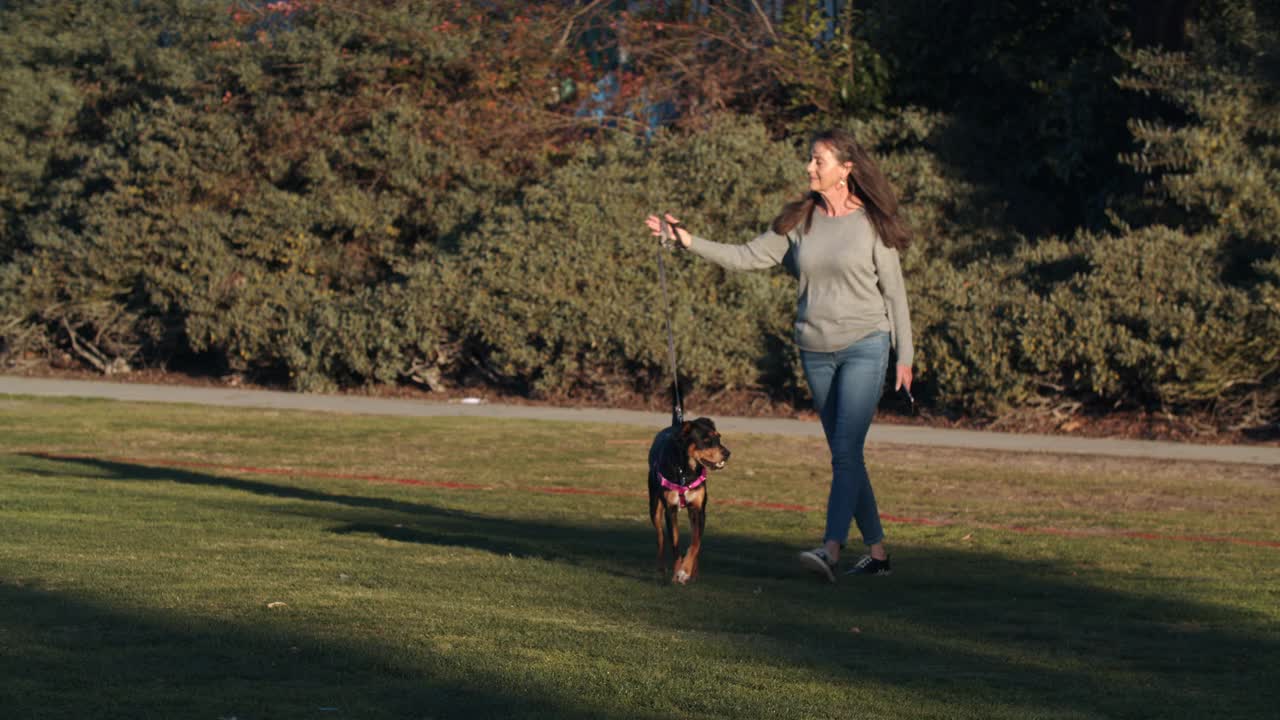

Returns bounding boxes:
[672,569,691,585]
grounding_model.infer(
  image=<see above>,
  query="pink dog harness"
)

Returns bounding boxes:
[657,466,707,508]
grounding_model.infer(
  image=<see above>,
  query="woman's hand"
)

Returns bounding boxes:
[644,213,691,249]
[894,364,913,393]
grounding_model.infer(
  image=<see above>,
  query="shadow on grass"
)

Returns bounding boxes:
[16,453,1280,719]
[18,452,785,581]
[329,515,1279,718]
[0,580,649,720]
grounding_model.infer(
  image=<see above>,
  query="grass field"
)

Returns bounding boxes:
[1,396,1277,720]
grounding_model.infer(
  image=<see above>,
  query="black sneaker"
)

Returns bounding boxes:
[798,547,838,583]
[845,554,892,576]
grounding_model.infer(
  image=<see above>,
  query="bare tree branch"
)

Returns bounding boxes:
[555,0,610,57]
[748,0,779,42]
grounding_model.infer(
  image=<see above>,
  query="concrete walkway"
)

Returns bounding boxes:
[3,375,1278,466]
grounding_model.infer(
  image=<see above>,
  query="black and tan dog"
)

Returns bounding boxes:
[647,418,730,584]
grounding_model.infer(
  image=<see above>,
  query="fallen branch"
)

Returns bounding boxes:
[61,318,130,375]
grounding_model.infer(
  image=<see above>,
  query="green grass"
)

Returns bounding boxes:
[1,396,1277,720]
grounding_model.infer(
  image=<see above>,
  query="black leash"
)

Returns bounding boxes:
[657,217,683,429]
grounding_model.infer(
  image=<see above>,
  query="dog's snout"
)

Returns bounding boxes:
[721,446,731,461]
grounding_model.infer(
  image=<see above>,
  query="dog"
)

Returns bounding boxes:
[647,417,730,584]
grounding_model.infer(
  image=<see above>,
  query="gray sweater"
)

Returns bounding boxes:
[688,209,913,365]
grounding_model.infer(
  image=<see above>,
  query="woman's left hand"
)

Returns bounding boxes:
[894,364,913,392]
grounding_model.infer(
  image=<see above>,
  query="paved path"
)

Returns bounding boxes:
[3,376,1277,466]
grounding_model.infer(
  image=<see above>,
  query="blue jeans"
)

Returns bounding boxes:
[800,331,891,548]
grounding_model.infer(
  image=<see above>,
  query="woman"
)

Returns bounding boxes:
[644,128,913,582]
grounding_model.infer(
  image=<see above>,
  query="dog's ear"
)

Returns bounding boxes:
[680,420,693,437]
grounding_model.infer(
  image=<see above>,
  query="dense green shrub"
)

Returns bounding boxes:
[887,1,1278,425]
[1112,0,1280,425]
[1,1,1275,430]
[0,0,585,390]
[456,116,801,400]
[1011,229,1264,410]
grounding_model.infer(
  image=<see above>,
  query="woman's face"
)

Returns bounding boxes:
[806,142,851,193]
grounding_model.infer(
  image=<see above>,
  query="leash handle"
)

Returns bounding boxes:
[657,217,683,428]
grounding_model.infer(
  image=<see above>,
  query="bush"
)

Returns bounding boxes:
[1016,228,1269,411]
[456,116,802,401]
[1,1,1274,431]
[1113,0,1280,425]
[0,0,586,388]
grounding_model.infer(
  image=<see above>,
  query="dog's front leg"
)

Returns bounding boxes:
[651,495,668,575]
[677,501,705,584]
[664,505,681,583]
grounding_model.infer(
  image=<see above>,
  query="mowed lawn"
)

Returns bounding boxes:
[1,396,1277,720]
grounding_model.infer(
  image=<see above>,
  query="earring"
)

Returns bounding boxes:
[838,179,846,187]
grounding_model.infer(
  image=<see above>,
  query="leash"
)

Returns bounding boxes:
[657,217,684,429]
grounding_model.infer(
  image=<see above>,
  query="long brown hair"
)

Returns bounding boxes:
[770,129,910,252]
